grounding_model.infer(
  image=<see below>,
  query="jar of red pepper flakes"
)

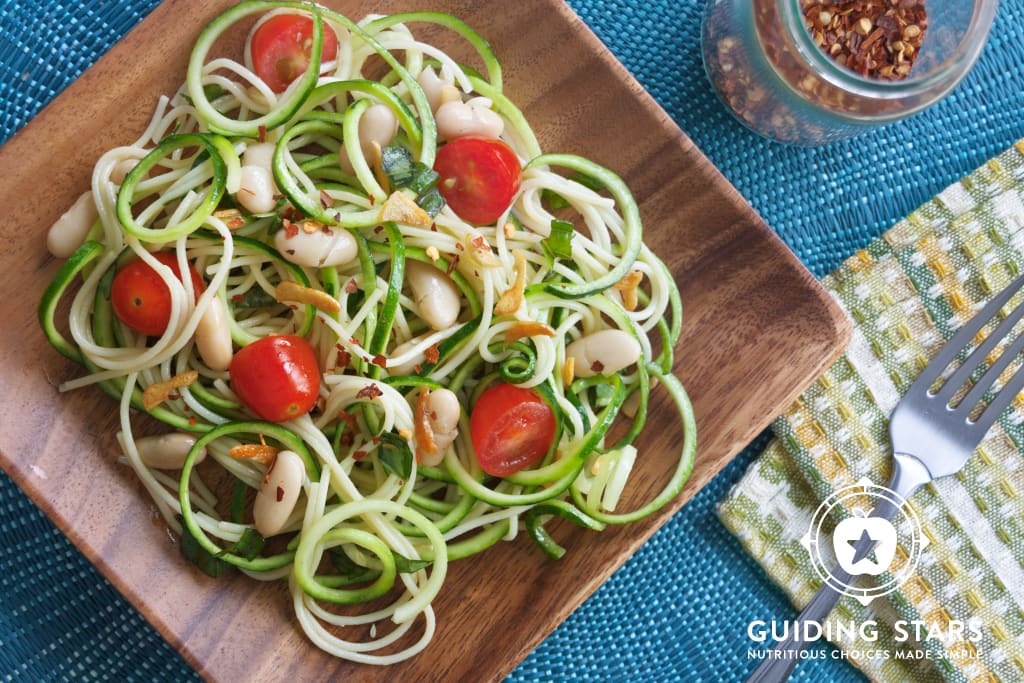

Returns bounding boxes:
[701,0,998,145]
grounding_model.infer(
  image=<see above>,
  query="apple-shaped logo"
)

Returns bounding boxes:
[832,508,897,576]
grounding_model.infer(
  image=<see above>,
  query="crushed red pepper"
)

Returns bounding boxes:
[802,0,927,79]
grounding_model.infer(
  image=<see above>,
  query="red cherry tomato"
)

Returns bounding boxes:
[230,335,320,422]
[111,252,205,337]
[249,13,339,93]
[470,383,556,477]
[433,136,522,225]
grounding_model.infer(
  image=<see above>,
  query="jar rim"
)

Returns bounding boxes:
[783,0,998,100]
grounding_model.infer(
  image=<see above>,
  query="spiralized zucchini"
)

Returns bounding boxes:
[39,1,696,665]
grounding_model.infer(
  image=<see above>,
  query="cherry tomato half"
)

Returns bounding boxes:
[111,252,205,337]
[249,13,339,93]
[230,335,320,422]
[434,136,522,225]
[470,383,556,477]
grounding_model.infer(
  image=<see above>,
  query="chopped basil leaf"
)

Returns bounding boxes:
[378,431,413,480]
[541,218,575,266]
[381,145,446,216]
[393,553,432,573]
[231,528,266,561]
[178,519,266,578]
[417,186,446,218]
[231,287,278,309]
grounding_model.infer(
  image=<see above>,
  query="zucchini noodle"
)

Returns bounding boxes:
[38,0,697,665]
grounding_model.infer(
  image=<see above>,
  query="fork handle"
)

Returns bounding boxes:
[744,454,932,683]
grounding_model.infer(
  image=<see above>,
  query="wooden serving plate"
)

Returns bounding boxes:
[0,0,851,680]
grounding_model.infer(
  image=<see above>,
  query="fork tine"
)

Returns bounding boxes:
[909,272,1024,396]
[952,312,1024,415]
[937,294,1024,404]
[971,348,1024,435]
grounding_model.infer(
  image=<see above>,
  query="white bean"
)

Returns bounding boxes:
[406,259,461,331]
[388,339,425,376]
[566,329,642,378]
[236,165,277,214]
[435,100,504,140]
[274,225,357,268]
[253,450,305,537]
[242,142,276,170]
[46,191,98,258]
[136,433,206,470]
[423,388,460,466]
[358,104,399,156]
[417,66,461,113]
[338,104,400,175]
[195,296,233,372]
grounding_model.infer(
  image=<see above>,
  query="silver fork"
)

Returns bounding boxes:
[747,272,1024,683]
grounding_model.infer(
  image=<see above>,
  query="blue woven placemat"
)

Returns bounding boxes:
[3,1,1023,681]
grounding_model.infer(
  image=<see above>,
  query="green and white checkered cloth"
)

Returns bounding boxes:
[720,141,1024,683]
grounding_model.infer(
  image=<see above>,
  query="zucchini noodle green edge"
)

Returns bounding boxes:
[38,1,697,665]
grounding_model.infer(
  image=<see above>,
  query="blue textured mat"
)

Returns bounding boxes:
[3,0,1023,681]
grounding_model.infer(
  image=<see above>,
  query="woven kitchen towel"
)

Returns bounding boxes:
[719,141,1024,682]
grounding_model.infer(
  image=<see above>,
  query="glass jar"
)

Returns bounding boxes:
[701,0,998,145]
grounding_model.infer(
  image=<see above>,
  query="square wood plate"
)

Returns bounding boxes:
[0,0,851,680]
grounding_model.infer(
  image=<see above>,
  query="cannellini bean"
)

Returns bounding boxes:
[195,296,233,372]
[236,165,277,214]
[253,450,306,537]
[417,66,461,113]
[338,104,400,175]
[435,100,504,140]
[274,225,358,268]
[46,191,98,258]
[358,104,399,155]
[566,329,642,378]
[406,259,461,331]
[242,142,276,169]
[136,433,206,470]
[388,339,426,376]
[423,388,460,466]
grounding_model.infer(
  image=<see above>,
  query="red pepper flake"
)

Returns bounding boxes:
[227,217,245,229]
[430,224,438,232]
[372,435,381,445]
[319,189,333,209]
[471,235,487,249]
[353,449,368,460]
[282,219,299,239]
[424,344,440,364]
[337,410,359,427]
[356,384,384,400]
[446,253,460,276]
[276,485,285,502]
[258,124,267,143]
[590,360,605,373]
[232,294,246,303]
[335,347,351,369]
[413,364,423,374]
[454,242,464,251]
[344,279,359,294]
[349,337,362,347]
[339,433,354,447]
[369,195,376,206]
[373,225,384,234]
[372,354,387,369]
[188,416,197,426]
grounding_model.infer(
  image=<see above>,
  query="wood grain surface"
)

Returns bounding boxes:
[0,0,851,681]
